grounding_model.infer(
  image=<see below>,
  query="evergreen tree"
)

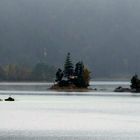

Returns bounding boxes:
[75,62,83,77]
[55,68,63,82]
[74,62,84,87]
[131,74,140,91]
[64,53,74,78]
[74,62,90,88]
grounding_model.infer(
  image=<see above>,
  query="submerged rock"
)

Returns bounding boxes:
[5,97,15,101]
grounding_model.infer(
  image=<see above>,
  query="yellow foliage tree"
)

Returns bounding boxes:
[83,68,90,87]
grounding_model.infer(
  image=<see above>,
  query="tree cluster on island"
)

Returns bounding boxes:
[54,53,90,89]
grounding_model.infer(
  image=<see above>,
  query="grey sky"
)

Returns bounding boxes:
[0,0,140,78]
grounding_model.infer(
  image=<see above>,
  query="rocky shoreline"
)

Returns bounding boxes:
[114,86,138,93]
[50,84,93,92]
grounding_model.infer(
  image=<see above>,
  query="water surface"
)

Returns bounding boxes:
[0,81,140,140]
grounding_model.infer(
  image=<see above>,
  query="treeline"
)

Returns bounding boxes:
[0,63,56,82]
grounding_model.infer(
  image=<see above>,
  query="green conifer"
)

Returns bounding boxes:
[64,53,74,78]
[74,62,90,88]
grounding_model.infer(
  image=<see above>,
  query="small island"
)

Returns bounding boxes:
[114,74,140,93]
[50,53,91,91]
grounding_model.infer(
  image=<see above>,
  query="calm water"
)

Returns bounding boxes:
[1,81,140,140]
[0,81,130,95]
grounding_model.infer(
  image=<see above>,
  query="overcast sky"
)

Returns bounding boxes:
[0,0,140,78]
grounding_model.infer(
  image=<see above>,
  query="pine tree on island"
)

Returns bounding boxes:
[64,53,74,79]
[53,53,90,89]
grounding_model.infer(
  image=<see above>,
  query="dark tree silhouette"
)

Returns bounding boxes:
[74,62,87,87]
[64,53,74,78]
[74,62,90,88]
[131,74,140,91]
[55,68,63,82]
[75,62,84,77]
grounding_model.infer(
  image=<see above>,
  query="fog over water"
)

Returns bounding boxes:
[0,0,140,78]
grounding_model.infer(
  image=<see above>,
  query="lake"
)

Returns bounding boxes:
[0,81,140,140]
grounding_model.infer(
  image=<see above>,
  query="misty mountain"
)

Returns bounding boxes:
[0,0,140,79]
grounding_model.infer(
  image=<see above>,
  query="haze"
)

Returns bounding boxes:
[0,0,140,79]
